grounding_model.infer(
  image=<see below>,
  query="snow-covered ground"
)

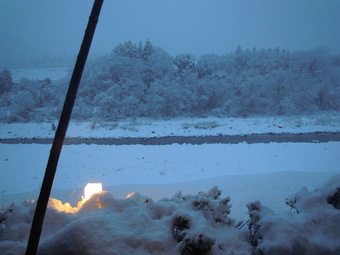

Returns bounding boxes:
[1,112,340,139]
[0,115,339,254]
[1,142,339,213]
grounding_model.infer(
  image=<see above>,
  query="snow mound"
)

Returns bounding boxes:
[247,175,340,255]
[1,187,250,255]
[1,178,340,255]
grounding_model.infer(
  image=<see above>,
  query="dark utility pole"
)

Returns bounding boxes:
[25,1,104,254]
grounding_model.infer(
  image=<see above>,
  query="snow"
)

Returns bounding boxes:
[9,67,70,82]
[1,180,339,254]
[0,115,340,254]
[1,143,339,205]
[1,113,340,139]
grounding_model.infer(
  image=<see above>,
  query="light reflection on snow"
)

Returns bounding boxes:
[84,183,103,201]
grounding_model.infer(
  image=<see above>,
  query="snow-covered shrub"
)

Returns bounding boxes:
[191,187,234,226]
[0,69,13,94]
[327,187,340,209]
[1,182,339,255]
[0,200,35,254]
[170,187,236,254]
[172,213,216,254]
[176,232,215,255]
[247,183,340,255]
[0,187,252,255]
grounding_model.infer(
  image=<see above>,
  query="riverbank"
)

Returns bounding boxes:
[1,132,340,145]
[1,113,340,139]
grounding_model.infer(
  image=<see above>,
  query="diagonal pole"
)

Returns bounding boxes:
[25,1,104,254]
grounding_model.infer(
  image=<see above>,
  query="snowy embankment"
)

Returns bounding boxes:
[0,114,340,254]
[1,113,340,139]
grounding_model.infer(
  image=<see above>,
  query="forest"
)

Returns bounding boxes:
[0,41,339,123]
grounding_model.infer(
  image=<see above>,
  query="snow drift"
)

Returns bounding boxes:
[1,175,339,255]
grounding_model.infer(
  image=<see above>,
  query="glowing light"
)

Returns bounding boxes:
[126,192,136,198]
[84,183,103,201]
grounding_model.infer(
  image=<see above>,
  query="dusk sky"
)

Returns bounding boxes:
[0,0,340,65]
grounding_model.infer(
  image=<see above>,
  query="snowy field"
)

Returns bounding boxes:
[0,115,340,254]
[1,112,340,139]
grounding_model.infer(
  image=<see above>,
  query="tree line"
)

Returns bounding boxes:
[0,40,339,123]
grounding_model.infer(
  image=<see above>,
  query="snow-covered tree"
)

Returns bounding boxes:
[0,68,13,94]
[113,41,140,59]
[173,54,196,73]
[142,39,154,61]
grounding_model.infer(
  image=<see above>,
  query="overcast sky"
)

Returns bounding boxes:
[0,0,339,66]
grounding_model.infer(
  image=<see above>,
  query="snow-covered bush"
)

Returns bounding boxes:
[247,182,340,255]
[0,187,252,255]
[1,181,340,254]
[0,68,13,94]
[327,187,340,209]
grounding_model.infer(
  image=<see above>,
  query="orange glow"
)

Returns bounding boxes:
[49,198,78,214]
[126,192,136,198]
[48,183,105,212]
